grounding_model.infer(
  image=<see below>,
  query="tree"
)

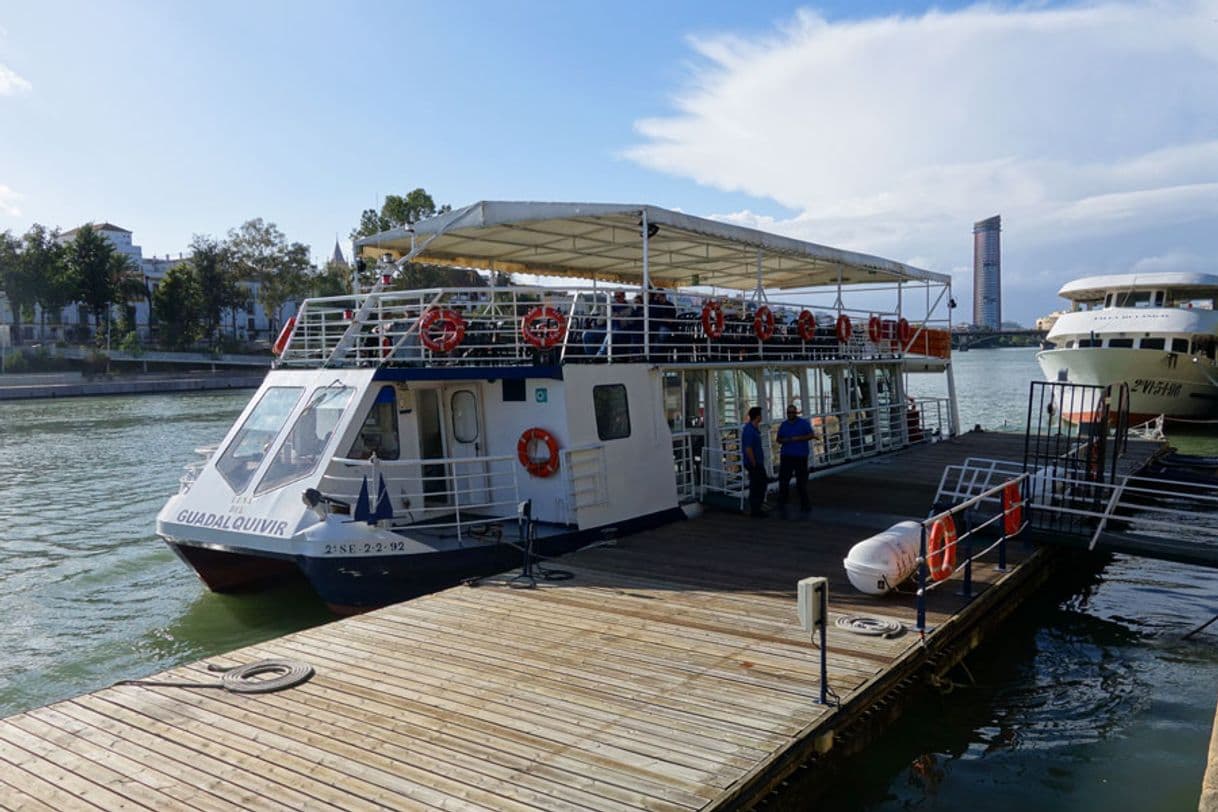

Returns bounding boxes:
[312,259,352,298]
[21,224,71,340]
[225,219,311,336]
[65,224,131,343]
[153,264,201,350]
[0,230,29,340]
[189,235,242,345]
[349,187,452,240]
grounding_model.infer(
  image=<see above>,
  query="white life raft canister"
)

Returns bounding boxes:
[843,520,923,595]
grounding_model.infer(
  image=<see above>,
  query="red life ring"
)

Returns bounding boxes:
[521,306,567,349]
[835,314,853,343]
[797,310,816,342]
[418,308,466,353]
[926,515,958,582]
[272,316,296,356]
[517,427,560,477]
[753,306,776,341]
[868,315,883,343]
[701,300,725,339]
[1002,481,1023,536]
[898,318,913,346]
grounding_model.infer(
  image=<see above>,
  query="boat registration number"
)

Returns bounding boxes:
[322,541,407,556]
[1132,378,1183,398]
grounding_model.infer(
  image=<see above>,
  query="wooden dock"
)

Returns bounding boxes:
[0,432,1162,811]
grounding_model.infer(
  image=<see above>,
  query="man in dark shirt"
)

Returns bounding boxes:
[776,404,815,516]
[741,406,768,517]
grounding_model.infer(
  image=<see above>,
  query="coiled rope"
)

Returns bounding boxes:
[115,659,314,694]
[834,615,906,638]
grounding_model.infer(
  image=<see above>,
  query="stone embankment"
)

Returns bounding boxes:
[0,370,266,400]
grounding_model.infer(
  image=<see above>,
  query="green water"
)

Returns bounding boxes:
[0,356,1215,811]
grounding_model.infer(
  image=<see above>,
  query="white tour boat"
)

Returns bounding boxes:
[156,201,959,611]
[1038,272,1218,422]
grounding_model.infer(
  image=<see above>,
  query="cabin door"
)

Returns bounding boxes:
[442,384,489,512]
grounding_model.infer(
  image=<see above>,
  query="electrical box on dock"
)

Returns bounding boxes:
[797,576,828,632]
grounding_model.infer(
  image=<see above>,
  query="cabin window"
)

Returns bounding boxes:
[1154,291,1165,307]
[1065,340,1075,349]
[1173,338,1190,353]
[215,386,304,493]
[256,385,354,494]
[1140,337,1165,350]
[1107,338,1134,348]
[450,390,479,444]
[1076,339,1098,348]
[346,386,401,461]
[1114,291,1153,308]
[593,384,631,441]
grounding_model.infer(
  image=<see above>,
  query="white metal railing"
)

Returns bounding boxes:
[671,431,701,502]
[277,284,949,368]
[319,453,521,541]
[178,445,219,495]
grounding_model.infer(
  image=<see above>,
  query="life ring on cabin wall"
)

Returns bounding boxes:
[835,314,853,343]
[517,428,561,478]
[418,308,466,353]
[753,306,776,341]
[897,318,913,346]
[1002,481,1023,536]
[521,306,568,349]
[868,315,883,344]
[797,310,816,342]
[701,300,725,339]
[272,316,296,356]
[926,515,958,582]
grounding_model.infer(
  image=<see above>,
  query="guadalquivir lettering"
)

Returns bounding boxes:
[175,510,289,537]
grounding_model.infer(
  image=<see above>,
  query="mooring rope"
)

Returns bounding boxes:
[834,615,906,638]
[114,659,314,694]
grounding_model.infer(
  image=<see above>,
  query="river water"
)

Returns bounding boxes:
[0,349,1215,810]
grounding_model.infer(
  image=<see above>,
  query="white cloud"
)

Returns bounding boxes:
[627,1,1218,322]
[0,62,30,95]
[0,184,22,217]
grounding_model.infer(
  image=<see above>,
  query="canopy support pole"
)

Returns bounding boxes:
[642,209,651,359]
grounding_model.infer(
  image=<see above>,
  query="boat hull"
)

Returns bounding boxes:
[163,506,686,612]
[1037,347,1218,421]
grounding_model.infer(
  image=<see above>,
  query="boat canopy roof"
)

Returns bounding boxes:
[353,201,948,291]
[1059,272,1218,301]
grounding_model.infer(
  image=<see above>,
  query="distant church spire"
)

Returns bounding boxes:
[331,237,348,268]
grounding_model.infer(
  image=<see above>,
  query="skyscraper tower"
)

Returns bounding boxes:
[973,215,1001,329]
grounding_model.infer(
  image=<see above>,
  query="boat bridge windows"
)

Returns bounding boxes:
[215,386,304,493]
[347,386,401,460]
[256,385,354,495]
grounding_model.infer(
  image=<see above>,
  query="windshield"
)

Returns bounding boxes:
[215,387,304,493]
[256,385,354,495]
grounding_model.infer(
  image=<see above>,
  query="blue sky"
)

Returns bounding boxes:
[3,1,1217,324]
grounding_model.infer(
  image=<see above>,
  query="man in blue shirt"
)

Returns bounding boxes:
[741,406,768,518]
[775,404,815,516]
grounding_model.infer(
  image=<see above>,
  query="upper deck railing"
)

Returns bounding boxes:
[277,285,952,369]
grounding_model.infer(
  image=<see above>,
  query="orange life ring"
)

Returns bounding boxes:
[868,315,882,343]
[517,428,560,477]
[926,515,958,582]
[835,314,853,343]
[898,318,913,346]
[1002,481,1023,536]
[753,306,776,341]
[521,306,567,349]
[418,307,466,353]
[797,310,816,342]
[701,300,725,339]
[272,316,296,356]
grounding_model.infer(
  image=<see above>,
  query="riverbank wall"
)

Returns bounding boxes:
[0,371,266,400]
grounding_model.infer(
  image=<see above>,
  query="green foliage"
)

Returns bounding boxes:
[349,187,452,241]
[119,330,144,356]
[22,224,72,332]
[2,348,28,373]
[390,263,486,290]
[153,263,201,350]
[65,224,136,342]
[189,235,242,345]
[312,260,352,298]
[225,219,310,336]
